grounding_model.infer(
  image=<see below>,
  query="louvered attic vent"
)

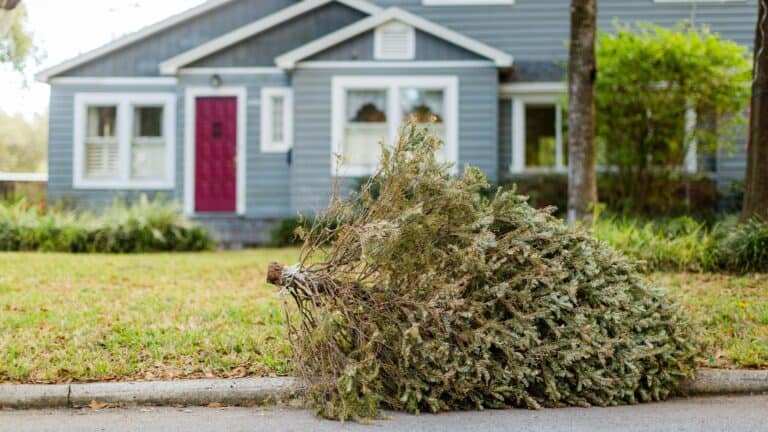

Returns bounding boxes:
[374,21,415,60]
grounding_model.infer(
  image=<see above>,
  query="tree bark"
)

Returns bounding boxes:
[567,0,598,226]
[0,0,21,11]
[743,0,768,220]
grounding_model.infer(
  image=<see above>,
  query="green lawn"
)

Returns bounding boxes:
[657,272,768,369]
[0,249,300,384]
[0,250,765,384]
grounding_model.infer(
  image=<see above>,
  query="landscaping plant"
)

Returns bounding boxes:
[0,195,214,252]
[595,23,750,214]
[267,126,697,421]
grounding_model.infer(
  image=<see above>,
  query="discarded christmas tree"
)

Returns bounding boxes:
[267,126,697,421]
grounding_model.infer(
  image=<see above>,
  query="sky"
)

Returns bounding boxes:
[0,0,206,120]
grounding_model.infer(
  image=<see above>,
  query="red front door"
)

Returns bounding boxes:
[195,97,237,213]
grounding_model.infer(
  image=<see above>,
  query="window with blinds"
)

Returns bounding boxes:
[74,93,175,189]
[374,21,415,60]
[85,106,119,179]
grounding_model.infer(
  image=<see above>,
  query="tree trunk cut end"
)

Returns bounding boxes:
[267,262,285,286]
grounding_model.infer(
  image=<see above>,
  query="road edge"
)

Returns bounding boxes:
[1,371,766,409]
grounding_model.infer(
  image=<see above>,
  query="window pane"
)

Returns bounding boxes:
[87,106,117,137]
[85,106,118,178]
[271,95,284,143]
[132,106,165,180]
[401,88,446,160]
[343,89,387,167]
[525,105,556,168]
[131,142,165,180]
[134,106,163,138]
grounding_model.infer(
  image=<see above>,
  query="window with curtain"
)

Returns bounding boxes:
[85,106,119,179]
[401,87,446,161]
[75,93,175,189]
[131,106,165,180]
[342,89,388,169]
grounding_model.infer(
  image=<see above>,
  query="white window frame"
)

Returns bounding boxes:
[73,93,176,190]
[260,87,293,153]
[423,0,514,5]
[183,86,248,216]
[331,75,459,177]
[510,94,566,174]
[374,21,416,60]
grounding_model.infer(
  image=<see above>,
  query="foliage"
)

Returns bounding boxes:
[0,111,47,173]
[711,217,768,274]
[502,173,718,217]
[271,126,697,421]
[0,3,33,71]
[0,196,215,252]
[595,22,750,213]
[592,215,714,272]
[0,249,296,383]
[270,217,308,247]
[592,215,768,274]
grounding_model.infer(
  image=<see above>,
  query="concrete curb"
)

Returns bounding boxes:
[0,378,301,409]
[682,370,768,395]
[1,371,766,410]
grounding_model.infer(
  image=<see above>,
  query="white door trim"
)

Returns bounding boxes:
[183,86,247,216]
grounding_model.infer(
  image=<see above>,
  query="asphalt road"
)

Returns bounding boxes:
[1,395,767,432]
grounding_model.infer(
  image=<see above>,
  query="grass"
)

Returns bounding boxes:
[655,272,768,369]
[0,250,765,384]
[0,249,300,383]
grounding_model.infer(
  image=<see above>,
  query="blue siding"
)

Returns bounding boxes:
[290,67,498,214]
[47,84,179,208]
[373,0,757,60]
[309,29,485,61]
[191,3,367,67]
[62,0,298,77]
[48,73,294,219]
[177,74,293,219]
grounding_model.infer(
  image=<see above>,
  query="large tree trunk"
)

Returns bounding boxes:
[743,0,768,220]
[567,0,598,226]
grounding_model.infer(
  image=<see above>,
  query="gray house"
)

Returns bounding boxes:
[36,0,756,244]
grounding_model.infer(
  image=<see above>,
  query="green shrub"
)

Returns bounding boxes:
[711,217,768,273]
[501,174,719,217]
[0,196,214,253]
[269,217,307,247]
[268,126,697,421]
[592,215,768,273]
[591,215,713,272]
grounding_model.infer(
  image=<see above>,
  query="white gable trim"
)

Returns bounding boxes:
[296,60,494,68]
[36,0,237,82]
[178,67,284,75]
[49,77,179,86]
[276,7,513,69]
[159,0,382,75]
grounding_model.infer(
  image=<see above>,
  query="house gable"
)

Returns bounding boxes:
[276,8,513,68]
[306,28,485,62]
[187,2,368,69]
[38,0,299,80]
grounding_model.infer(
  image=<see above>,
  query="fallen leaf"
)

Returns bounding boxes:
[89,401,108,410]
